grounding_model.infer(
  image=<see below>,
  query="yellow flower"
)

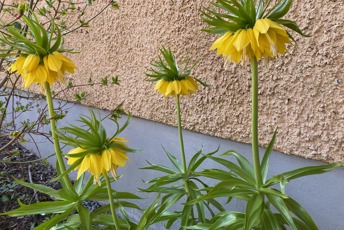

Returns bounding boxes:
[154,77,198,97]
[210,19,291,64]
[67,138,130,185]
[9,52,76,88]
[22,54,40,72]
[253,19,291,59]
[22,64,47,88]
[9,56,26,75]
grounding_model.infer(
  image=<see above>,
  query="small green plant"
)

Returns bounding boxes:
[137,48,222,229]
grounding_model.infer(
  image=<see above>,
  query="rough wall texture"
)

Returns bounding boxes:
[49,0,343,162]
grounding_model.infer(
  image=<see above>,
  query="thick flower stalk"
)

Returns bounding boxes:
[202,0,307,64]
[67,138,130,185]
[146,47,204,97]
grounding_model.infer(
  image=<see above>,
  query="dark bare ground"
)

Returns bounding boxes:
[0,136,60,230]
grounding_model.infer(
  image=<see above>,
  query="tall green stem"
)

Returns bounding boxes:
[176,95,206,223]
[176,95,187,173]
[105,174,120,229]
[251,57,263,188]
[45,82,73,190]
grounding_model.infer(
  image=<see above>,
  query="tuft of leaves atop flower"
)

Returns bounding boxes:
[146,47,196,82]
[0,12,67,58]
[58,110,135,160]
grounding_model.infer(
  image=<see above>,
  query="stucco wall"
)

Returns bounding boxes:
[50,0,343,162]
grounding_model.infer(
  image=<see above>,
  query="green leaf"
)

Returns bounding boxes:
[163,147,184,173]
[261,130,277,183]
[204,154,256,184]
[259,187,288,199]
[180,196,195,227]
[3,200,76,217]
[274,19,310,37]
[266,194,297,229]
[141,162,176,174]
[191,178,253,203]
[50,22,62,52]
[188,180,206,223]
[137,193,184,228]
[77,204,91,229]
[143,171,182,185]
[284,197,319,230]
[34,207,74,230]
[266,162,342,186]
[209,211,245,229]
[13,178,67,200]
[223,150,255,179]
[190,147,219,172]
[262,209,284,230]
[196,168,238,181]
[245,193,264,230]
[73,173,85,194]
[268,0,292,19]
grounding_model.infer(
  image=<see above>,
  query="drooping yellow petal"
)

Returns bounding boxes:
[89,154,102,179]
[9,56,26,74]
[154,79,165,91]
[172,80,181,94]
[101,149,112,171]
[180,80,190,95]
[77,155,91,179]
[34,65,48,84]
[47,53,63,72]
[113,137,128,143]
[154,78,198,97]
[67,147,84,168]
[53,51,77,73]
[165,81,175,96]
[110,148,129,167]
[22,73,35,88]
[232,29,250,51]
[23,54,40,72]
[254,19,270,34]
[210,32,232,51]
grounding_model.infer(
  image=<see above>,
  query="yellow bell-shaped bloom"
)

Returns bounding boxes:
[22,54,40,72]
[210,19,291,64]
[253,19,291,59]
[22,64,47,88]
[9,52,76,88]
[67,138,130,185]
[154,77,198,97]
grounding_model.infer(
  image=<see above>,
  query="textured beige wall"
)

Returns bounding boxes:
[54,0,343,162]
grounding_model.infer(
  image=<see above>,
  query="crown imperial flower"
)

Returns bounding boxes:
[202,0,307,64]
[67,138,130,185]
[10,52,76,88]
[59,111,135,185]
[1,13,76,88]
[146,47,206,97]
[154,78,198,97]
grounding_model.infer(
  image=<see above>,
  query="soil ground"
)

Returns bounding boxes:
[0,136,59,230]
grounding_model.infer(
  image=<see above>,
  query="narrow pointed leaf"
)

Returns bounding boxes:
[261,130,277,182]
